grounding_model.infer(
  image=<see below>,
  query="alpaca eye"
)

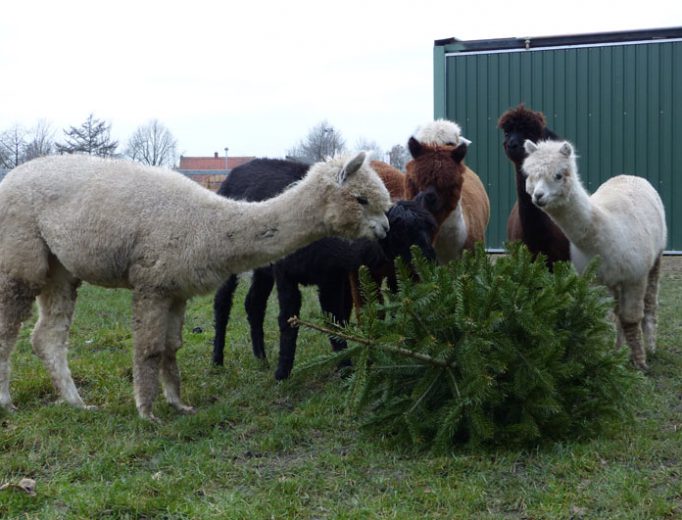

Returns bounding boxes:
[355,196,368,205]
[554,173,563,181]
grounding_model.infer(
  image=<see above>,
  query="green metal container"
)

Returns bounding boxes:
[434,27,682,252]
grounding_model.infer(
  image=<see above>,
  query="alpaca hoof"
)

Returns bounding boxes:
[56,398,96,410]
[632,359,649,372]
[275,367,291,380]
[1,402,17,413]
[137,407,160,422]
[140,412,161,423]
[335,360,353,379]
[174,404,196,415]
[336,358,353,369]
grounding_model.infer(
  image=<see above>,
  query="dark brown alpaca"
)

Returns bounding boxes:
[498,104,570,267]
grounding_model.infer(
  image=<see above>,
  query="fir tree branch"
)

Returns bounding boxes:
[288,316,456,369]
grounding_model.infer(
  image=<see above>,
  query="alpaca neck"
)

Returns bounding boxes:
[515,166,560,238]
[544,179,596,250]
[234,181,328,268]
[515,166,537,220]
[208,176,330,277]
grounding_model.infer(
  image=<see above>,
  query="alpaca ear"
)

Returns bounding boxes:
[524,140,538,155]
[460,136,472,146]
[559,141,573,157]
[452,142,467,163]
[337,152,367,184]
[408,137,423,159]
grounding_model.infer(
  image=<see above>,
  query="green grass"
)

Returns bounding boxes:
[1,268,681,519]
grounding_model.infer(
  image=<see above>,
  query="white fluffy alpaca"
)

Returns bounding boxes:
[414,119,472,147]
[0,152,391,419]
[523,140,667,369]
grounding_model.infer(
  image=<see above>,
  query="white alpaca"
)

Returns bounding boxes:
[523,140,667,369]
[0,152,391,419]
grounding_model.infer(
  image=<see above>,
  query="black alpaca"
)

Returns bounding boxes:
[498,104,570,268]
[212,158,437,380]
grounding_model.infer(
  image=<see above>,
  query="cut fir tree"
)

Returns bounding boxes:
[293,243,644,451]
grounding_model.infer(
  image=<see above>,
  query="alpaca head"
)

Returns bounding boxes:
[522,140,578,210]
[498,104,550,165]
[405,137,468,224]
[414,119,471,147]
[312,152,391,240]
[380,199,438,263]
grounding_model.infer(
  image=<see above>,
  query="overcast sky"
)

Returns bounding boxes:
[1,0,680,160]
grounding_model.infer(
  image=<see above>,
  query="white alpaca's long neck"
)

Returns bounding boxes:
[544,178,597,251]
[206,175,331,277]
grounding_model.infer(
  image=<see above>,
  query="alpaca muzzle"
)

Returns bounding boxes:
[372,216,390,240]
[533,192,547,207]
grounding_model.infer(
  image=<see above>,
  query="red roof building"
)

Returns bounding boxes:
[177,152,255,191]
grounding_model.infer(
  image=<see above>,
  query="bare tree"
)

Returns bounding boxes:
[0,124,27,168]
[355,137,383,162]
[286,120,346,163]
[56,113,118,157]
[388,144,410,171]
[23,120,55,161]
[125,119,178,167]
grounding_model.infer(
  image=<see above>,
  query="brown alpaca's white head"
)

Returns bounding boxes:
[414,119,472,147]
[522,140,579,211]
[313,152,391,240]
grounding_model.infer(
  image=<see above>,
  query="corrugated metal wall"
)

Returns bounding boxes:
[435,38,682,251]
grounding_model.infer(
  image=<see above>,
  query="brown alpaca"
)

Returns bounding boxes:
[404,136,490,263]
[370,160,407,201]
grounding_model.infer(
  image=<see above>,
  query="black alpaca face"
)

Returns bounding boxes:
[414,186,444,218]
[498,107,549,166]
[502,123,546,165]
[381,201,437,264]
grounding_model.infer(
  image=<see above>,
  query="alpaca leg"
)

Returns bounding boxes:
[348,271,363,323]
[615,317,626,351]
[618,281,648,370]
[0,278,37,411]
[159,298,194,414]
[610,286,625,350]
[319,279,353,373]
[31,264,89,408]
[642,255,662,354]
[212,275,239,366]
[318,280,349,353]
[132,292,172,420]
[274,275,301,380]
[245,267,275,361]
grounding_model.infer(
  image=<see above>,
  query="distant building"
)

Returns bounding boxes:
[177,152,255,191]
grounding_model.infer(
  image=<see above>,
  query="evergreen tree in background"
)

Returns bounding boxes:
[56,113,118,157]
[296,243,643,451]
